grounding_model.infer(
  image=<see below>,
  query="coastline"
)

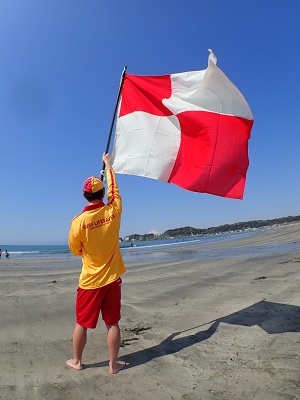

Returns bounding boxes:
[1,222,300,264]
[1,223,299,399]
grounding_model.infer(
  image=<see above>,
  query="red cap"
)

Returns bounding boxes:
[83,177,104,193]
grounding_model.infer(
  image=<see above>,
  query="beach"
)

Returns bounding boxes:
[1,223,299,400]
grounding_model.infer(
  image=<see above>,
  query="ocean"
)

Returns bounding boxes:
[1,229,298,265]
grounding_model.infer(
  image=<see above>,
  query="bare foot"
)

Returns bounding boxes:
[66,359,83,370]
[109,360,128,374]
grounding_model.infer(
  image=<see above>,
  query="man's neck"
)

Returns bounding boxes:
[88,199,104,205]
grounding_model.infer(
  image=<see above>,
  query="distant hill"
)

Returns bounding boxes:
[123,215,300,242]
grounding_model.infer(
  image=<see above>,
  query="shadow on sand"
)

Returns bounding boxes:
[84,300,300,370]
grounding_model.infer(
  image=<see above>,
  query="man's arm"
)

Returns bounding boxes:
[68,220,83,256]
[103,153,122,212]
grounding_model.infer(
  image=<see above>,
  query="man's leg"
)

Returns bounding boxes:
[106,323,126,374]
[66,323,87,370]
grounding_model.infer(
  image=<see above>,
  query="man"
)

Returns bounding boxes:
[66,153,127,374]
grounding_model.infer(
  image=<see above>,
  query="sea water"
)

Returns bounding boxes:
[1,229,299,265]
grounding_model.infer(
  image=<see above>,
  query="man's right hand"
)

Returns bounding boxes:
[102,153,112,169]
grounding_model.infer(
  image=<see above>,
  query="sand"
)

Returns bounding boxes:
[0,224,299,400]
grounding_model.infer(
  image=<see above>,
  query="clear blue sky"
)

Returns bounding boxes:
[1,0,299,244]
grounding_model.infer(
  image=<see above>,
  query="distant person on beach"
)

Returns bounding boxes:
[0,249,2,258]
[66,153,127,374]
[5,250,9,259]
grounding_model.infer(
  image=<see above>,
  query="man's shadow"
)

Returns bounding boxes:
[84,300,300,370]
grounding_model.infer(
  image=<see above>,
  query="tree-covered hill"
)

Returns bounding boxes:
[123,215,300,242]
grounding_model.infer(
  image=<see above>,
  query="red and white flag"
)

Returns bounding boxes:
[112,50,254,199]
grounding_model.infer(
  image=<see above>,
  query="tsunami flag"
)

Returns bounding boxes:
[112,50,254,199]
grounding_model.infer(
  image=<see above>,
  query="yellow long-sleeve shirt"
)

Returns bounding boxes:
[68,169,126,289]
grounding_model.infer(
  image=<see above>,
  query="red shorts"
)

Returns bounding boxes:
[76,278,122,329]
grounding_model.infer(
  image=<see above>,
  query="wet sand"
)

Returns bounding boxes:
[1,223,299,399]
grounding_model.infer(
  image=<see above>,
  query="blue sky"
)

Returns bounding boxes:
[1,0,299,244]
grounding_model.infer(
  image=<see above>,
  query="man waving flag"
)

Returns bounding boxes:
[112,50,254,199]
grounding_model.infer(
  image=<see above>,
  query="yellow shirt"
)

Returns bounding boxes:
[68,169,126,289]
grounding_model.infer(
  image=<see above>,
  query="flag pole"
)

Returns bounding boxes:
[101,66,127,181]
